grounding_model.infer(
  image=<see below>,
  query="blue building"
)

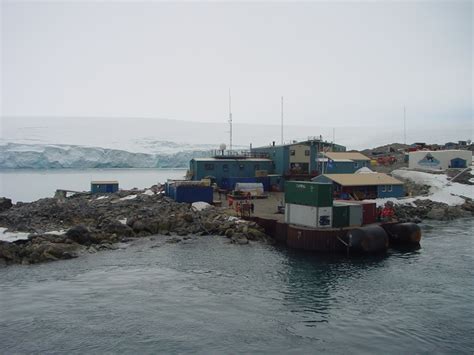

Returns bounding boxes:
[312,173,404,199]
[317,152,371,174]
[251,138,346,178]
[189,157,274,189]
[91,180,119,194]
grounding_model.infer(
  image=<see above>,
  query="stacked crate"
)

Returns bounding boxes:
[284,181,333,228]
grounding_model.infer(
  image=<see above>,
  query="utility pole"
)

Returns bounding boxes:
[281,96,284,145]
[229,89,233,151]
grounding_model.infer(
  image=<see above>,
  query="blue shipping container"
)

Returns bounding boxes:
[256,176,271,191]
[91,181,119,194]
[174,185,213,204]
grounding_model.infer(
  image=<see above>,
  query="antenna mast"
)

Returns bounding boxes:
[281,96,284,145]
[229,89,233,151]
[403,106,406,145]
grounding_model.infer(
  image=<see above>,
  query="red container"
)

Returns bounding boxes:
[356,201,377,225]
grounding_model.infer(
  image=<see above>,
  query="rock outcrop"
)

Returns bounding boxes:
[0,190,271,266]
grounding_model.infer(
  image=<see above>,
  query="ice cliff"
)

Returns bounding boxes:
[0,143,208,169]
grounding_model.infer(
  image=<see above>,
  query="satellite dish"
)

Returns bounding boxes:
[219,143,227,151]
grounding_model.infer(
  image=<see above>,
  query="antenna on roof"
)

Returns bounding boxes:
[281,96,284,145]
[229,89,233,151]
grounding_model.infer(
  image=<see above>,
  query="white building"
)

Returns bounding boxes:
[408,150,472,171]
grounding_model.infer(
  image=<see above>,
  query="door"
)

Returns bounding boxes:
[450,158,466,168]
[106,184,114,193]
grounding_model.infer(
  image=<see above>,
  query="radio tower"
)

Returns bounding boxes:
[281,96,284,145]
[229,89,233,151]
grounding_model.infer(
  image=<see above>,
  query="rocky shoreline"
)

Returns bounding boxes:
[0,190,271,266]
[0,187,473,266]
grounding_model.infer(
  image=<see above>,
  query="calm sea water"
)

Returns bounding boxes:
[0,168,186,202]
[0,218,473,354]
[0,169,473,353]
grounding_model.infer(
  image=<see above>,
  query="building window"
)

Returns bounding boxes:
[290,150,295,156]
[239,164,245,170]
[382,185,386,192]
[388,185,392,192]
[254,164,260,170]
[205,163,214,170]
[354,162,359,168]
[223,164,229,172]
[305,150,310,156]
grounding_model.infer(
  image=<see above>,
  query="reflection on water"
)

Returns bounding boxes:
[0,219,472,353]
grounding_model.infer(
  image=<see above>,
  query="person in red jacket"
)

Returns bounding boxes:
[381,202,395,221]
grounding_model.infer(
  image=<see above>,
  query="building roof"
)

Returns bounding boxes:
[253,139,345,150]
[192,158,272,162]
[91,180,119,184]
[324,152,370,161]
[319,173,403,186]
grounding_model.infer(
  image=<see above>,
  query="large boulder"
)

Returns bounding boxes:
[65,225,95,245]
[101,220,136,238]
[0,197,13,213]
[22,241,81,264]
[426,207,446,220]
[0,241,21,264]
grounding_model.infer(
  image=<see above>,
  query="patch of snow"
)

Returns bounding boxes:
[119,194,137,201]
[44,230,66,235]
[355,167,375,174]
[469,177,474,183]
[142,189,154,196]
[0,227,30,242]
[119,218,127,225]
[386,169,474,206]
[191,201,211,211]
[96,195,109,200]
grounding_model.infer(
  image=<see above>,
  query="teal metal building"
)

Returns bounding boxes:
[250,139,346,178]
[189,157,273,188]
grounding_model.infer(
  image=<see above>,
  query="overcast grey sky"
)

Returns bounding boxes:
[1,0,472,133]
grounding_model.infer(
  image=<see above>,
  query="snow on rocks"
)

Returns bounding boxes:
[391,169,473,206]
[119,194,137,201]
[142,189,154,196]
[0,227,30,242]
[191,202,211,211]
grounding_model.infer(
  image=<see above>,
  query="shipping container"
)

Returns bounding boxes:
[234,182,264,196]
[285,203,332,228]
[353,201,377,225]
[221,177,257,190]
[91,181,119,194]
[334,201,362,227]
[348,203,363,226]
[332,203,350,228]
[284,181,333,207]
[255,176,271,191]
[171,185,213,204]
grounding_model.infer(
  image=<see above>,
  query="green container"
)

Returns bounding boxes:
[332,203,350,228]
[284,181,333,207]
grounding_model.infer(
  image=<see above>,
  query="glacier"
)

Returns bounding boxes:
[0,143,212,169]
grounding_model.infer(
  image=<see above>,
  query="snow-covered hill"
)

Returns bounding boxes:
[0,143,212,169]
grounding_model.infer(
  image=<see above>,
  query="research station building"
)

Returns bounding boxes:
[408,150,472,170]
[312,173,404,199]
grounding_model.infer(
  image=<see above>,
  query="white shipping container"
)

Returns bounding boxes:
[235,182,264,196]
[348,203,363,226]
[285,203,332,229]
